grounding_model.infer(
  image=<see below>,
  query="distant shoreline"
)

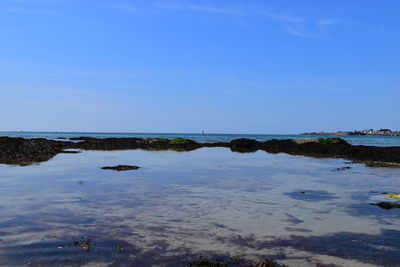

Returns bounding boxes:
[302,129,400,137]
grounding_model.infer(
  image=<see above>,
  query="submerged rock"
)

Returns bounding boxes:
[101,165,140,171]
[74,238,96,252]
[371,202,400,210]
[334,166,352,171]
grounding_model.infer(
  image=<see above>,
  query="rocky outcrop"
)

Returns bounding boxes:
[0,137,69,166]
[263,138,400,166]
[73,137,201,151]
[1,136,400,167]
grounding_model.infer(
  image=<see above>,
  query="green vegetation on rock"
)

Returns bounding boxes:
[385,193,400,200]
[169,138,191,144]
[318,138,341,145]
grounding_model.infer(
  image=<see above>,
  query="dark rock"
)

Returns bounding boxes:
[74,137,201,151]
[334,166,352,171]
[101,165,140,171]
[364,161,400,167]
[246,259,281,267]
[263,138,353,158]
[69,137,96,141]
[74,238,96,252]
[0,137,70,166]
[370,202,400,210]
[285,227,313,233]
[263,138,400,168]
[230,138,262,153]
[60,149,81,154]
[187,255,247,267]
[1,136,400,168]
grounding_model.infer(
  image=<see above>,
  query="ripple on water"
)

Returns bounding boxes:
[283,190,339,202]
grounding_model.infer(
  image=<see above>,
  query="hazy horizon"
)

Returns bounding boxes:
[1,129,399,135]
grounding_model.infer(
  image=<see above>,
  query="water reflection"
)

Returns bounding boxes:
[0,148,399,266]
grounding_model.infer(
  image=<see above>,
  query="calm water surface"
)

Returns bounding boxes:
[0,147,399,266]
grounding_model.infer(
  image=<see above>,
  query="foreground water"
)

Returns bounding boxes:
[2,131,400,146]
[0,146,399,266]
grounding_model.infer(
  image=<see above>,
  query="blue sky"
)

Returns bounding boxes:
[0,0,399,133]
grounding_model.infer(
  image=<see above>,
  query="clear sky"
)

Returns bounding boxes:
[0,0,399,134]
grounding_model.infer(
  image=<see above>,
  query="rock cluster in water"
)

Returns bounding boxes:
[1,136,400,167]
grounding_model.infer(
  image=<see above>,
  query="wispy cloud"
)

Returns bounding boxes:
[155,2,245,16]
[119,1,342,38]
[265,12,341,38]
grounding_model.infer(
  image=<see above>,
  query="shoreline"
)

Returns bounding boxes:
[1,136,400,167]
[302,131,400,137]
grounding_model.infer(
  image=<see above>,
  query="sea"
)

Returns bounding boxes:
[0,132,399,266]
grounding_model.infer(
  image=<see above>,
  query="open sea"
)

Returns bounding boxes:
[0,132,399,266]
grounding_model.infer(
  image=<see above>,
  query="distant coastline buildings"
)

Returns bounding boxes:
[303,129,400,136]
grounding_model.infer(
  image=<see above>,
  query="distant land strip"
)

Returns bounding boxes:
[302,129,400,136]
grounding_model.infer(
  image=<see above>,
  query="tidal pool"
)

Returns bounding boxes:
[0,148,399,266]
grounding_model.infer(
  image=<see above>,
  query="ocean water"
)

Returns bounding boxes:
[0,133,400,266]
[1,131,400,146]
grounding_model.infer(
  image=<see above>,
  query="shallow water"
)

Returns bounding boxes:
[0,148,399,266]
